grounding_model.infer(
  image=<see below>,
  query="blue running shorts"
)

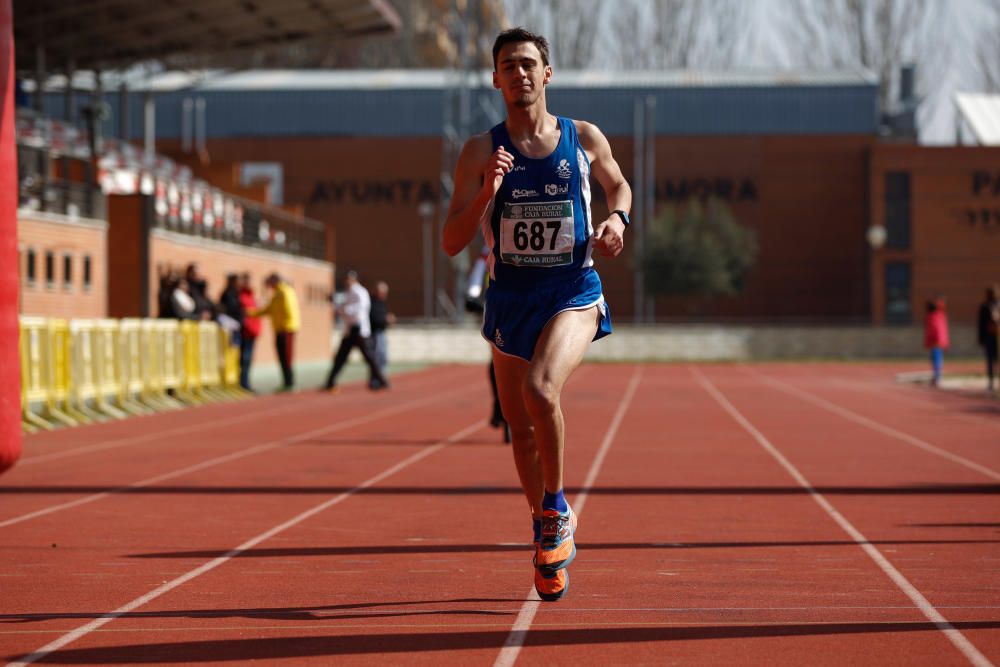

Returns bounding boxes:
[481,269,612,362]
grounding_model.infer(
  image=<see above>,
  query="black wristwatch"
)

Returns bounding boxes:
[612,209,631,227]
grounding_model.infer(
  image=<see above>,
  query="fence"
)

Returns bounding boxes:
[19,316,248,433]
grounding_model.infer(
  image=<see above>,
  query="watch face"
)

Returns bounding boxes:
[615,210,630,226]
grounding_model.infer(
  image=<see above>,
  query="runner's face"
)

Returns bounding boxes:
[493,42,550,107]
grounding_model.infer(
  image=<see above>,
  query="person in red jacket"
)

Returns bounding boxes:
[924,296,950,387]
[238,273,262,391]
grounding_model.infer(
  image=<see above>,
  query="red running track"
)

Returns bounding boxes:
[0,362,998,666]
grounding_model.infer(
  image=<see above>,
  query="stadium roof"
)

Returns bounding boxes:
[955,93,1000,146]
[13,0,401,74]
[31,67,878,93]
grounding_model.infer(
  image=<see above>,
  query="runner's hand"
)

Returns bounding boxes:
[484,146,514,195]
[592,216,626,257]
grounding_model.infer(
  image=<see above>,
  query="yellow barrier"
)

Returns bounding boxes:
[218,326,247,397]
[20,318,56,431]
[65,319,113,424]
[137,320,182,411]
[48,319,79,425]
[157,319,189,404]
[117,318,154,416]
[19,317,76,428]
[93,319,128,420]
[197,321,229,401]
[20,316,249,432]
[179,320,205,403]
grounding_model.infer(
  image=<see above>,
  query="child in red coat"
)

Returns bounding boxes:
[924,297,950,387]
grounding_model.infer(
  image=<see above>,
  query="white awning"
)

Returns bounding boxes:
[955,93,1000,146]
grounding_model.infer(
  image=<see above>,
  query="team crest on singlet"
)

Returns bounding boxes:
[555,159,572,179]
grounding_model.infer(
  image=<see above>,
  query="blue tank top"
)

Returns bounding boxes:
[483,116,594,289]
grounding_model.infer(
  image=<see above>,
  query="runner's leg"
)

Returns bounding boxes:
[523,306,600,495]
[492,349,543,516]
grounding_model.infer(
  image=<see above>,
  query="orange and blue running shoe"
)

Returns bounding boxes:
[534,565,569,601]
[533,507,577,576]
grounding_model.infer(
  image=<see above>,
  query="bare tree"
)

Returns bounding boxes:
[782,0,949,118]
[977,0,1000,91]
[504,0,606,68]
[506,0,747,70]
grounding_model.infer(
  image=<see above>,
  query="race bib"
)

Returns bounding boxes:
[499,201,574,267]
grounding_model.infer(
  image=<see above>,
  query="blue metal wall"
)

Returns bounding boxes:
[39,81,878,140]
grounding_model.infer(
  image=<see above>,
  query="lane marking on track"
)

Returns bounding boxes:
[843,368,1000,433]
[19,396,331,466]
[0,386,469,529]
[693,367,994,667]
[19,369,456,466]
[493,366,643,667]
[6,420,485,667]
[741,367,1000,482]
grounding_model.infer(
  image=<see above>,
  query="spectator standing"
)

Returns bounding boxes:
[157,268,179,318]
[324,271,388,392]
[249,273,300,392]
[216,274,244,386]
[978,286,999,392]
[368,281,395,389]
[923,296,949,387]
[238,273,262,391]
[218,274,244,334]
[185,263,214,320]
[170,278,198,320]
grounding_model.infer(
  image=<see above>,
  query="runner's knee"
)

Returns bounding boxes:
[522,375,558,416]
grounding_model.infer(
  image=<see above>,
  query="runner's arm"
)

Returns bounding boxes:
[577,121,631,258]
[442,134,513,256]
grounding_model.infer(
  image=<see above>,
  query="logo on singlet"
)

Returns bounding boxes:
[512,188,539,199]
[494,328,506,347]
[556,159,572,179]
[545,183,569,196]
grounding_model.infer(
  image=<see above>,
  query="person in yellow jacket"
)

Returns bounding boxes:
[249,273,301,391]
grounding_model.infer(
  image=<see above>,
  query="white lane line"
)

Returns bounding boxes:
[0,386,468,529]
[493,366,643,667]
[19,369,453,466]
[693,367,994,667]
[19,400,316,466]
[742,367,1000,482]
[6,420,485,667]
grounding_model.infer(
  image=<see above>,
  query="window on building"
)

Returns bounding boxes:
[884,171,911,249]
[83,255,92,289]
[885,262,912,324]
[26,248,36,285]
[63,253,73,289]
[45,251,55,287]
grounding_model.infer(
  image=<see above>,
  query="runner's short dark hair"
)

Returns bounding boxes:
[492,27,550,70]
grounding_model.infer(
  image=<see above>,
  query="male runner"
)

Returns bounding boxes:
[443,28,631,601]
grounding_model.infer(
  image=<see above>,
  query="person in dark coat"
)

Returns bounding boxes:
[978,286,999,392]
